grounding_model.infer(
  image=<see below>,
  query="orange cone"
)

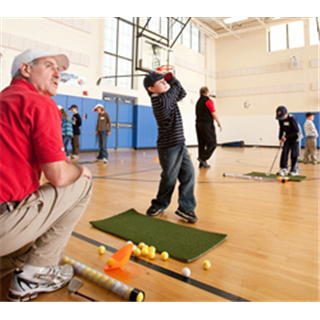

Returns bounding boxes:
[104,243,133,271]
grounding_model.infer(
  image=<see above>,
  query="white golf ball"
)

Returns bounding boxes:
[182,267,191,278]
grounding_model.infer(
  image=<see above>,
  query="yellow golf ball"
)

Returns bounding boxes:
[61,256,69,264]
[149,246,156,252]
[141,247,149,256]
[161,251,169,261]
[133,248,141,257]
[203,260,211,270]
[107,257,115,267]
[98,245,106,254]
[138,242,145,249]
[148,250,156,259]
[136,292,144,302]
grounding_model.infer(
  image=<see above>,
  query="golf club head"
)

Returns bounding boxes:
[68,277,83,293]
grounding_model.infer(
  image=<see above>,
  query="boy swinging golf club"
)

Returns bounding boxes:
[143,69,197,223]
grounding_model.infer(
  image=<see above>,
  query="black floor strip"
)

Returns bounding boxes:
[72,232,250,302]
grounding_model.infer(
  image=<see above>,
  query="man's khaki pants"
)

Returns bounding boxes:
[0,177,92,278]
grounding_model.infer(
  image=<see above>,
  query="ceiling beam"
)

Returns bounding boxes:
[190,17,219,39]
[209,17,241,39]
[255,17,267,29]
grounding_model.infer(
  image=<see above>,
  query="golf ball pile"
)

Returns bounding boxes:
[130,241,171,263]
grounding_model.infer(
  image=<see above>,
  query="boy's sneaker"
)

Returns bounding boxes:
[276,168,288,176]
[289,170,298,176]
[102,158,108,163]
[7,264,74,302]
[175,207,198,223]
[146,206,164,216]
[197,158,210,168]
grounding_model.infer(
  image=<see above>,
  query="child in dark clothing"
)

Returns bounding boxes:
[275,106,302,176]
[69,104,82,159]
[144,71,197,223]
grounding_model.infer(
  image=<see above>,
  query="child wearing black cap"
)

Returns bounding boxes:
[303,112,318,164]
[275,105,302,176]
[68,104,82,159]
[143,71,197,223]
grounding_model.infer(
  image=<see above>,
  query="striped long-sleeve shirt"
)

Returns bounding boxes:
[151,76,186,149]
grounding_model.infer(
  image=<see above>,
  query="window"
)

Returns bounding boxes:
[191,25,200,52]
[103,17,204,89]
[147,17,168,38]
[146,17,204,53]
[268,20,304,52]
[310,17,320,45]
[269,24,287,51]
[288,21,304,48]
[182,19,191,47]
[103,18,135,89]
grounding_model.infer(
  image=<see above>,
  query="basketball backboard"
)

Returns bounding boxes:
[135,17,191,74]
[137,38,174,73]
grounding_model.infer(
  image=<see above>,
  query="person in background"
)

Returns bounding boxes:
[0,48,92,301]
[303,112,318,165]
[93,104,111,164]
[69,104,82,159]
[195,86,222,169]
[59,105,73,158]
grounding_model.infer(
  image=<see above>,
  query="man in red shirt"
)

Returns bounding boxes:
[195,86,222,168]
[0,49,92,301]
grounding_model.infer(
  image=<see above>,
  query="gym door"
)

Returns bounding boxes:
[103,94,135,149]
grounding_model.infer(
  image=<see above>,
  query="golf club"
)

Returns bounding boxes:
[266,141,284,176]
[68,277,98,302]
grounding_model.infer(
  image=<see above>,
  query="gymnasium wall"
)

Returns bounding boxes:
[1,18,319,149]
[214,19,319,147]
[0,17,212,149]
[0,18,139,100]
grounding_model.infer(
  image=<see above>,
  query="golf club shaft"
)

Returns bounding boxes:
[268,142,283,175]
[75,291,98,302]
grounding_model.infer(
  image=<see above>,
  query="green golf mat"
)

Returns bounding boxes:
[77,161,94,165]
[245,171,306,181]
[298,159,320,164]
[90,208,227,262]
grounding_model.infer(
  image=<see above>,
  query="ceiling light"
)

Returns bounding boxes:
[223,17,248,24]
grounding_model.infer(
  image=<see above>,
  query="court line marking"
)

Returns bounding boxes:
[72,231,250,302]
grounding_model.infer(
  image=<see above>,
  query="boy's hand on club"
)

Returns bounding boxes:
[280,137,286,144]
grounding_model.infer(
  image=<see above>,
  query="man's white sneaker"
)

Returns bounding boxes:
[289,171,298,176]
[7,264,74,302]
[102,158,108,163]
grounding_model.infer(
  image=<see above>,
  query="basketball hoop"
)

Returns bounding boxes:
[156,65,174,73]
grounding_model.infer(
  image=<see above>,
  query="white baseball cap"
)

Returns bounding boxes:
[11,49,70,76]
[93,104,105,112]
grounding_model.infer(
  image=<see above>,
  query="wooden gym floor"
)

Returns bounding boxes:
[0,146,319,304]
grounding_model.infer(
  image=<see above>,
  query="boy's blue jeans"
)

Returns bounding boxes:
[151,144,196,211]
